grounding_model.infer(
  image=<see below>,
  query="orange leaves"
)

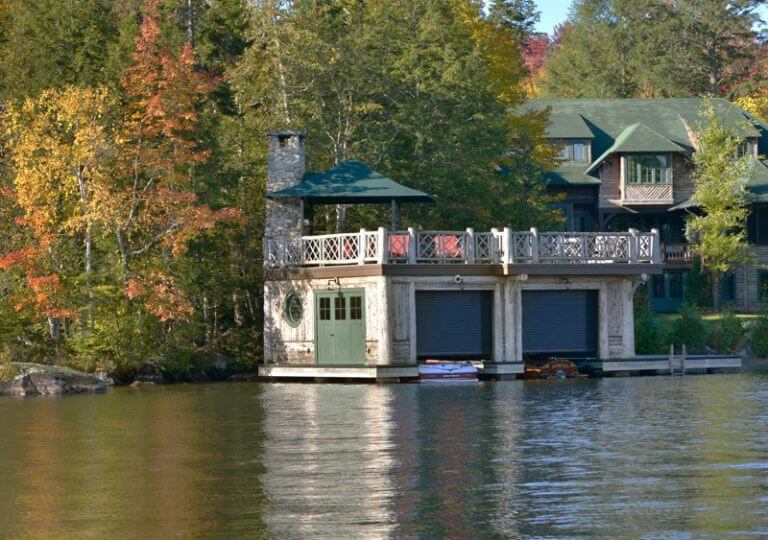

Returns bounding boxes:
[126,271,193,323]
[22,274,77,319]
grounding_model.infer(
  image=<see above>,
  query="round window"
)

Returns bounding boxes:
[284,292,303,327]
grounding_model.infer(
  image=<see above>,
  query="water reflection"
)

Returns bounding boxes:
[0,374,767,537]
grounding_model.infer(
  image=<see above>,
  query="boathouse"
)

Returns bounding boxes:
[262,132,669,380]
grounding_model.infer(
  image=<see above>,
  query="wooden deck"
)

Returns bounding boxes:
[265,227,662,268]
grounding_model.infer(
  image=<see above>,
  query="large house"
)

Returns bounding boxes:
[524,99,768,312]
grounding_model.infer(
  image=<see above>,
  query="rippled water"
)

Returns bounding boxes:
[2,370,768,538]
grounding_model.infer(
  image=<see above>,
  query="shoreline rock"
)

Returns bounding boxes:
[0,363,107,397]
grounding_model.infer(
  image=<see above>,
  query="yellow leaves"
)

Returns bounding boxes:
[736,90,768,123]
[3,86,112,238]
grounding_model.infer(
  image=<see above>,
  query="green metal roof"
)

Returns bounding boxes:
[266,160,435,204]
[543,162,601,186]
[522,98,768,188]
[545,112,594,139]
[585,123,687,174]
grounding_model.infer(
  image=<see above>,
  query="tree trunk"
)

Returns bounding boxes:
[712,273,721,312]
[77,166,94,330]
[187,0,196,49]
[48,316,60,364]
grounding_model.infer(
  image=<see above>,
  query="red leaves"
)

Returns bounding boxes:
[126,271,193,323]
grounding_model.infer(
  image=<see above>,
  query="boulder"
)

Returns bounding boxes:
[0,363,107,396]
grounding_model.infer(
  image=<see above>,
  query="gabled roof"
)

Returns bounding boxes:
[521,98,768,188]
[585,123,688,174]
[543,162,601,186]
[266,160,435,204]
[545,112,594,139]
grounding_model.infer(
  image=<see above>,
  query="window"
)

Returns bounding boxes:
[759,271,768,303]
[284,292,303,327]
[736,139,757,159]
[572,143,588,162]
[651,275,666,299]
[350,296,362,320]
[625,154,671,184]
[555,139,590,162]
[334,296,346,320]
[319,297,331,321]
[748,207,768,245]
[669,272,684,299]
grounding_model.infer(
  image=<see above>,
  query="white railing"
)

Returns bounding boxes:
[264,227,661,267]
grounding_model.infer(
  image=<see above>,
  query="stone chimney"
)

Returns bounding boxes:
[265,131,306,237]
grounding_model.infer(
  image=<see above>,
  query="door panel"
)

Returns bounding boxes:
[522,290,598,356]
[315,290,366,365]
[415,291,493,359]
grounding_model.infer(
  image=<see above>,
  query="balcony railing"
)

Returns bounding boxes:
[664,243,693,262]
[265,228,661,268]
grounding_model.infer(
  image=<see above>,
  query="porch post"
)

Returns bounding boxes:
[650,228,661,264]
[407,227,417,264]
[377,227,387,264]
[390,199,402,230]
[629,228,638,263]
[358,228,367,265]
[502,227,512,265]
[529,227,539,263]
[465,227,475,264]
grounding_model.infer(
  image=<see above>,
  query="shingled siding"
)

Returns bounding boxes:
[599,156,621,207]
[733,246,768,313]
[673,156,695,205]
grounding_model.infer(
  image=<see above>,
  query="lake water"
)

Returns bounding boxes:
[1,371,768,538]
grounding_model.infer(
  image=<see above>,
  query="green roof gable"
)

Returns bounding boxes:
[585,123,687,174]
[267,160,435,204]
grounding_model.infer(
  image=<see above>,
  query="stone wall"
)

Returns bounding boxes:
[265,132,305,238]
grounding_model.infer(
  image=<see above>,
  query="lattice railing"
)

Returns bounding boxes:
[623,183,673,203]
[264,228,660,267]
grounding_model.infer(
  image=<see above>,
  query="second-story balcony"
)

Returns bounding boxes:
[265,228,662,269]
[621,183,674,205]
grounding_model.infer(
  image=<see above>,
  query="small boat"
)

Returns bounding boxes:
[523,358,582,380]
[419,360,478,382]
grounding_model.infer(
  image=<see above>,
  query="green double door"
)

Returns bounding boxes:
[315,289,366,365]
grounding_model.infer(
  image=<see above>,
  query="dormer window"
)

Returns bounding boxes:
[736,139,758,159]
[625,154,672,184]
[556,139,591,162]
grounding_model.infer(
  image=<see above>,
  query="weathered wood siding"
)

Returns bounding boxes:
[599,155,621,207]
[733,246,768,313]
[265,274,639,366]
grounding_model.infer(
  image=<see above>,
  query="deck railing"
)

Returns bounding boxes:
[264,227,661,268]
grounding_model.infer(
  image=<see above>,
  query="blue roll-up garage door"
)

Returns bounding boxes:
[522,290,598,356]
[416,291,492,359]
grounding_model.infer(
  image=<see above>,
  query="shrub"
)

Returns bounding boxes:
[750,313,768,359]
[686,259,712,308]
[669,304,710,352]
[708,310,745,354]
[635,312,666,354]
